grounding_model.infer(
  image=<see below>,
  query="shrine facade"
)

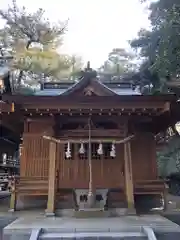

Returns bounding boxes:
[0,68,177,215]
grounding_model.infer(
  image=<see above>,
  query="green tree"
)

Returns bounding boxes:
[0,0,69,86]
[99,48,137,80]
[69,55,84,80]
[130,0,180,91]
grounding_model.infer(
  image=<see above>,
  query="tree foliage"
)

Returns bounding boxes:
[130,0,180,92]
[157,135,180,177]
[68,54,84,79]
[99,48,138,79]
[0,0,67,47]
[0,0,76,86]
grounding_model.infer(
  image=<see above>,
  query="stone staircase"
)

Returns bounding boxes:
[29,227,156,240]
[73,208,113,218]
[38,231,148,239]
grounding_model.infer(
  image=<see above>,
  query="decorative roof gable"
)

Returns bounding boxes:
[34,63,141,96]
[61,67,117,97]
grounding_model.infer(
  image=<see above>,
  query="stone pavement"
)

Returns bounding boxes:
[0,216,17,240]
[3,214,180,239]
[0,192,15,240]
[2,193,180,239]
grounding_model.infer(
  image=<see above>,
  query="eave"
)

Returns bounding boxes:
[2,94,176,103]
[2,94,176,115]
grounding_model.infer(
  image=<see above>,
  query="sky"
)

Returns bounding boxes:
[0,0,150,68]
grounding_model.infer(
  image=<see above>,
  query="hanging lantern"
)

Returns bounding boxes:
[79,142,85,154]
[11,102,15,112]
[97,143,103,155]
[65,142,71,159]
[0,79,4,93]
[110,143,116,158]
[19,144,23,157]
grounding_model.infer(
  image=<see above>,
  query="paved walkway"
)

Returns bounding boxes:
[4,215,180,234]
[1,193,180,239]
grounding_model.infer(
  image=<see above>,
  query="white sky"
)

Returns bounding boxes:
[0,0,150,68]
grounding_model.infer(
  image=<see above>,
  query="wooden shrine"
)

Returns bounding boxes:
[0,66,177,215]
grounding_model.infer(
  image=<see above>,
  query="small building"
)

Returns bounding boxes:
[0,66,177,215]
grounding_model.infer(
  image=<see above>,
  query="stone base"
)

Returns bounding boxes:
[56,209,75,217]
[16,195,47,210]
[110,208,129,216]
[45,210,55,217]
[56,208,135,218]
[74,209,111,218]
[125,207,136,215]
[3,215,180,240]
[8,209,15,213]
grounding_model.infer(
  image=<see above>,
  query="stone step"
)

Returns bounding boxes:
[56,208,129,218]
[73,209,111,218]
[39,231,147,239]
[4,215,180,240]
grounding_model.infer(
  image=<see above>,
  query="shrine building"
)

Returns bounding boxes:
[0,65,177,216]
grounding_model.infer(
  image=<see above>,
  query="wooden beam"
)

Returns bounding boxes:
[22,104,166,111]
[45,141,57,216]
[25,116,54,123]
[2,94,176,105]
[124,141,136,214]
[2,94,171,111]
[55,115,127,124]
[43,135,134,144]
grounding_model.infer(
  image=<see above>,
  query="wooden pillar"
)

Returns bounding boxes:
[124,141,135,214]
[45,141,57,216]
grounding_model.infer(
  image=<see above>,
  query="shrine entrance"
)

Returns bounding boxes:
[45,115,135,212]
[63,140,119,210]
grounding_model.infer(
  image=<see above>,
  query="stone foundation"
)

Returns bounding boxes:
[16,196,47,210]
[4,215,180,240]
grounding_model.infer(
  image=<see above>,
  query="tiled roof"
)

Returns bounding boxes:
[34,86,141,96]
[0,65,141,96]
[34,89,67,96]
[111,88,141,95]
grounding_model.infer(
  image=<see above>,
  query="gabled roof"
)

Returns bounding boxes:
[34,70,141,96]
[34,87,141,96]
[60,75,116,96]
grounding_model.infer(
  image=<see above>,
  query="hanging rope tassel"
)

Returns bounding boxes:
[110,143,116,158]
[65,142,71,159]
[97,143,103,155]
[79,142,85,154]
